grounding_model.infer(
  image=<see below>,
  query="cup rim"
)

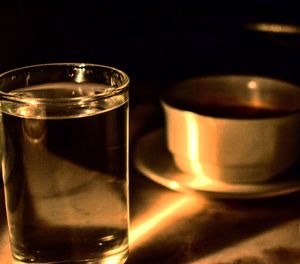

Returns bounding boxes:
[161,74,300,120]
[0,62,130,104]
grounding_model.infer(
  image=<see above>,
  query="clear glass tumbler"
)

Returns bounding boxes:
[0,63,129,264]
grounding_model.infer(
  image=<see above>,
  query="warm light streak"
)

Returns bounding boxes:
[184,112,215,188]
[189,162,214,187]
[247,80,263,108]
[129,195,205,248]
[130,197,189,246]
[74,67,86,83]
[185,112,199,160]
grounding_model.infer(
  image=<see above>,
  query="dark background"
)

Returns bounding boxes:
[1,1,300,99]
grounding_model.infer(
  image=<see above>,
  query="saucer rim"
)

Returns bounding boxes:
[134,128,300,199]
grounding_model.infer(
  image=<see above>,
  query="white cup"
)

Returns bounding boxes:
[161,75,300,184]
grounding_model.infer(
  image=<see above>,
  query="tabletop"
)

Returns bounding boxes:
[1,103,300,264]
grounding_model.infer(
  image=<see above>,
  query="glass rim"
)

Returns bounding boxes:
[0,62,129,104]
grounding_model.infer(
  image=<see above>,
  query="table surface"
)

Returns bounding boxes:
[1,103,300,264]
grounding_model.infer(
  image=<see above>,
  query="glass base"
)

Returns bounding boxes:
[12,250,128,264]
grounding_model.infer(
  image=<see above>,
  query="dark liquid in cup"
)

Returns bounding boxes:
[162,77,300,119]
[170,102,295,119]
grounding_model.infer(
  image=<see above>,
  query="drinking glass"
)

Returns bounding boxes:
[0,63,129,264]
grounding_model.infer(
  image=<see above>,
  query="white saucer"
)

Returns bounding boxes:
[134,129,300,199]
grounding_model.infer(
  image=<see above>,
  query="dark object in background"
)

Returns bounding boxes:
[1,1,300,86]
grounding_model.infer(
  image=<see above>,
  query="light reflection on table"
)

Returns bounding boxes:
[130,193,206,248]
